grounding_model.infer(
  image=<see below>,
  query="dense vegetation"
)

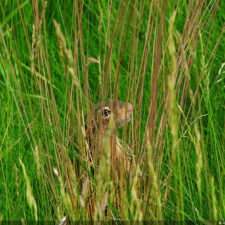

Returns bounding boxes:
[0,0,225,222]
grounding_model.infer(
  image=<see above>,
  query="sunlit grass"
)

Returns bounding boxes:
[0,0,225,222]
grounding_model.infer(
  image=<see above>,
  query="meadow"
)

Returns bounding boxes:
[0,0,225,222]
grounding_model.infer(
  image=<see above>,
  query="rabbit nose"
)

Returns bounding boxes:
[127,103,133,112]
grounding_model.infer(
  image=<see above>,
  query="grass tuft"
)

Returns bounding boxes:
[0,0,225,222]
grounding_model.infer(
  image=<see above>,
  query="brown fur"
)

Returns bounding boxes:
[84,100,133,172]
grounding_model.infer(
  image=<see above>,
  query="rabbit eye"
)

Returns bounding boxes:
[103,109,111,117]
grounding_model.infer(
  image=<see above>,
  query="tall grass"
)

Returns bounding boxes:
[0,0,225,222]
